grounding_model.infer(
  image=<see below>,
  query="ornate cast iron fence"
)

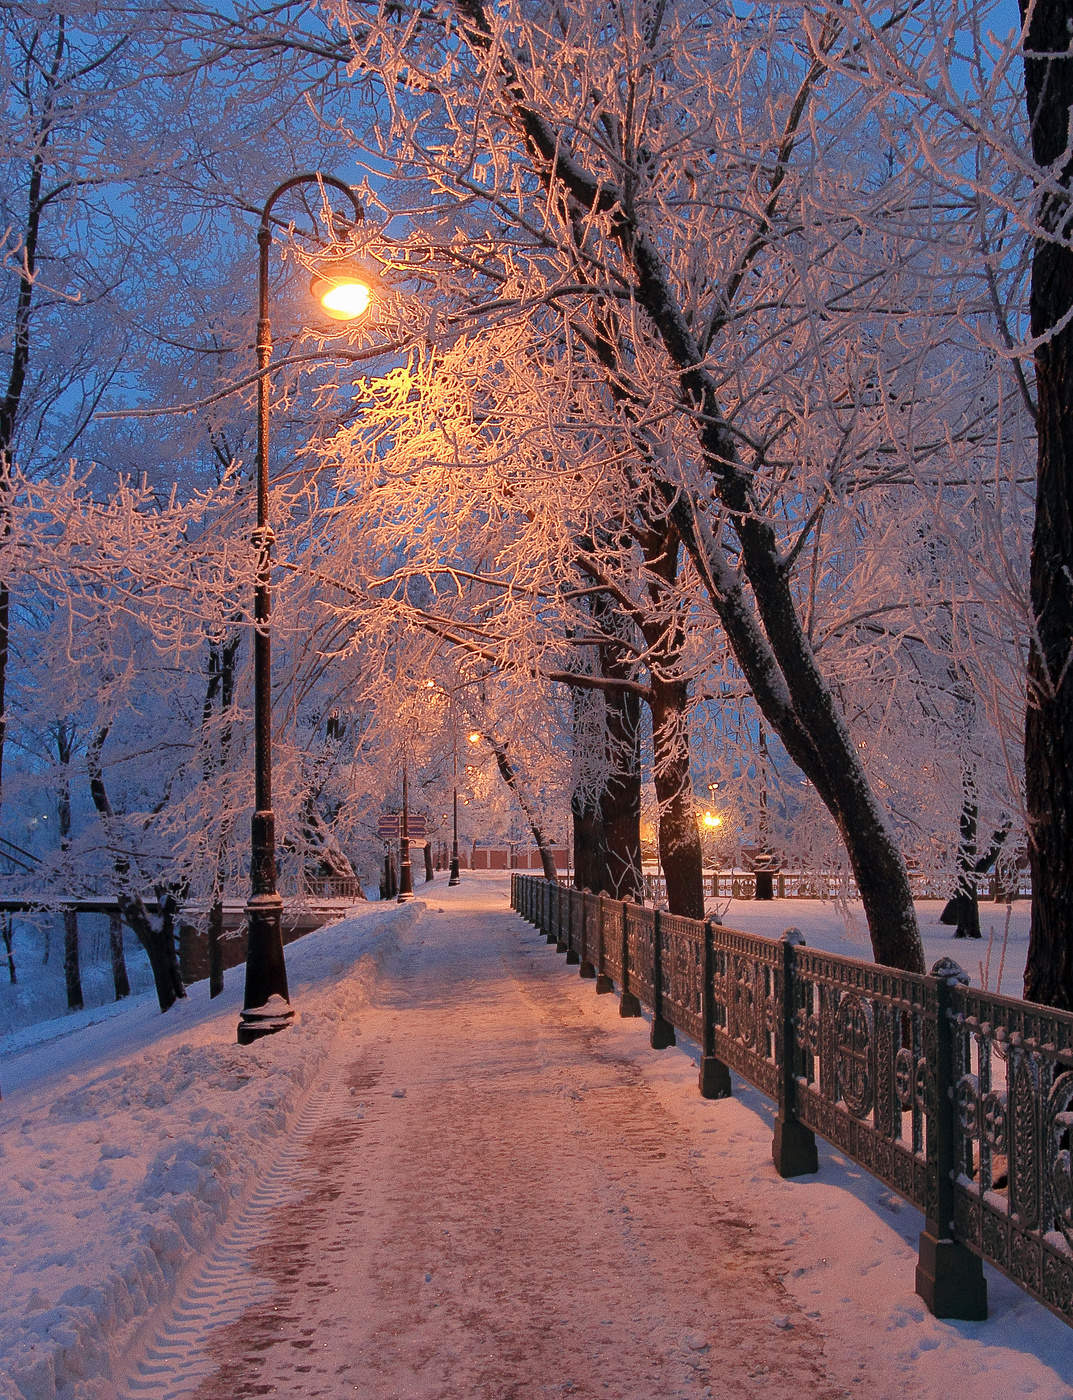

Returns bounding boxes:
[511,873,1073,1330]
[642,870,1032,904]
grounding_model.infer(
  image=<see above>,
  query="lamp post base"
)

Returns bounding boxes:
[237,993,295,1044]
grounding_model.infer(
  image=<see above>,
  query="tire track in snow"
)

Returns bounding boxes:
[116,1058,354,1400]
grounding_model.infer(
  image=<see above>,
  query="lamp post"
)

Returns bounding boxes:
[237,172,371,1045]
[448,715,461,886]
[397,756,414,902]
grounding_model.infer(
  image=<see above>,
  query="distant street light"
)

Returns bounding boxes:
[238,173,372,1046]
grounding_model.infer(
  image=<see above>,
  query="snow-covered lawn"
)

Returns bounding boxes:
[0,878,1064,1400]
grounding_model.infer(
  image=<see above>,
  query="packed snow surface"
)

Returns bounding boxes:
[1,878,1068,1399]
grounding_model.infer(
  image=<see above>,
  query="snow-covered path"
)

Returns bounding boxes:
[7,876,1073,1400]
[140,889,842,1400]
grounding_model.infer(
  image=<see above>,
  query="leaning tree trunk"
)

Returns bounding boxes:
[485,734,559,882]
[447,39,924,970]
[1020,0,1073,1008]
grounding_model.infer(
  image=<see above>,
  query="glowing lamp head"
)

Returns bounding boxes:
[310,259,374,321]
[702,811,723,829]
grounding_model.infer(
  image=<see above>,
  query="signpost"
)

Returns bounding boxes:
[377,813,428,839]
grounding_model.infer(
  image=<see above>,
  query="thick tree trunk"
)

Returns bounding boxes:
[1020,0,1073,1007]
[108,909,131,999]
[599,684,643,902]
[118,893,186,1013]
[640,527,704,918]
[570,687,643,898]
[424,842,434,882]
[572,800,603,892]
[650,676,703,918]
[62,909,82,1011]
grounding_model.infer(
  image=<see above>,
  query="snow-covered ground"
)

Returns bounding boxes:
[709,892,1029,998]
[1,878,1065,1400]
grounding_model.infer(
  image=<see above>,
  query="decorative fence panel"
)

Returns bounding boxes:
[660,911,706,1045]
[509,873,1073,1330]
[641,870,1032,905]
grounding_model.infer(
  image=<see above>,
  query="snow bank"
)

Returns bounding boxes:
[0,899,420,1400]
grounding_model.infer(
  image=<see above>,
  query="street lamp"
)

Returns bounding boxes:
[419,677,465,888]
[397,755,414,902]
[237,173,372,1046]
[448,718,461,886]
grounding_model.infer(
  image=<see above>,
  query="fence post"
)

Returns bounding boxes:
[915,958,987,1320]
[579,890,597,978]
[650,907,676,1048]
[620,901,642,1017]
[544,879,556,944]
[771,929,818,1177]
[595,895,613,994]
[560,884,577,952]
[699,918,732,1099]
[565,888,580,964]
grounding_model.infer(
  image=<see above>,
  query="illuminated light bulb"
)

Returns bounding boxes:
[310,260,375,321]
[320,280,371,319]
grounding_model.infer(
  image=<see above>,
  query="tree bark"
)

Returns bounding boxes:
[118,891,185,1013]
[108,908,131,999]
[642,526,703,918]
[1020,0,1073,1007]
[62,909,82,1011]
[486,733,560,883]
[650,674,703,918]
[599,681,643,901]
[445,0,924,971]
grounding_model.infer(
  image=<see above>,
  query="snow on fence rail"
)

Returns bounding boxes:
[511,874,1073,1330]
[640,869,1033,903]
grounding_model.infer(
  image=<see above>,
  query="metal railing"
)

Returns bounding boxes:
[640,869,1032,904]
[511,873,1073,1329]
